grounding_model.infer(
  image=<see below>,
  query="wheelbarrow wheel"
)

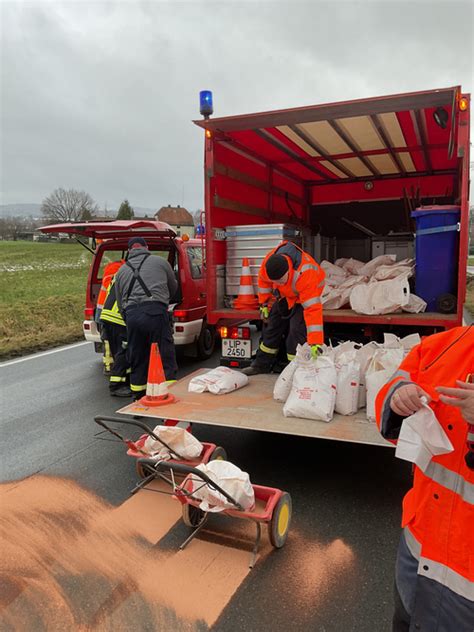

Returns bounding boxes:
[269,492,292,548]
[210,446,227,461]
[182,503,206,528]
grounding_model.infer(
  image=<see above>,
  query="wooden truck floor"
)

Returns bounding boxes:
[118,369,392,448]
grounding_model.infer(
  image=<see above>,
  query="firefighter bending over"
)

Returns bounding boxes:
[242,241,325,376]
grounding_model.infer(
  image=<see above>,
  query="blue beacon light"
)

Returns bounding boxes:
[199,90,213,119]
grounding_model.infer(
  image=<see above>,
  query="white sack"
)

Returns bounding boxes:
[365,348,404,421]
[358,255,397,278]
[402,294,427,314]
[342,258,366,275]
[400,333,421,352]
[320,261,347,285]
[335,353,360,415]
[273,359,297,402]
[355,342,381,409]
[383,333,402,349]
[350,277,410,315]
[335,257,349,267]
[395,399,453,472]
[191,460,255,513]
[323,287,352,309]
[372,264,413,281]
[284,352,337,422]
[144,425,203,460]
[188,367,248,395]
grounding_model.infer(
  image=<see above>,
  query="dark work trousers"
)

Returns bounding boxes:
[101,322,129,392]
[125,301,178,394]
[253,299,307,370]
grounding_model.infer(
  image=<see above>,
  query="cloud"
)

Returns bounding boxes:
[1,1,472,208]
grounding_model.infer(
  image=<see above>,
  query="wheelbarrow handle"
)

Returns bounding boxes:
[93,415,185,460]
[137,458,243,510]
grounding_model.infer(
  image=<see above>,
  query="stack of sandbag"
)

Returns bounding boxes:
[320,255,427,315]
[273,334,421,423]
[275,343,338,422]
[189,367,249,394]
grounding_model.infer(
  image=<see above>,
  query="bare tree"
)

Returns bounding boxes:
[41,188,98,222]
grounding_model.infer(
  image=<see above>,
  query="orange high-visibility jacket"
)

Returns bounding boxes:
[258,241,325,345]
[96,260,124,311]
[375,326,474,601]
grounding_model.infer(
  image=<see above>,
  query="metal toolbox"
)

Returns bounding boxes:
[225,224,303,296]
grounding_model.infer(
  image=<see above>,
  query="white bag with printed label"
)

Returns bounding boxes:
[283,350,337,422]
[188,367,249,395]
[191,460,255,513]
[144,425,203,460]
[335,352,360,416]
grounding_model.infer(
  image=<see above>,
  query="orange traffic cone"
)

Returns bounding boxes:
[234,258,259,310]
[139,343,177,407]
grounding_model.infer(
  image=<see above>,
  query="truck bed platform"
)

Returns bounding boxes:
[118,370,392,448]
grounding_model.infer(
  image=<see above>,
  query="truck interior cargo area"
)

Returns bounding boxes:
[195,87,470,332]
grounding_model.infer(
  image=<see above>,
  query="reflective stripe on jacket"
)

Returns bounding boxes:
[96,260,124,311]
[258,241,325,345]
[100,278,125,327]
[375,326,474,600]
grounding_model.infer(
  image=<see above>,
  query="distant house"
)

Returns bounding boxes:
[154,205,195,237]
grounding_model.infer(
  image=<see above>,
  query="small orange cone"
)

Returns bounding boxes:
[234,258,259,310]
[139,343,177,407]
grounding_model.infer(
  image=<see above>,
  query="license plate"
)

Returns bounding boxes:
[222,339,251,359]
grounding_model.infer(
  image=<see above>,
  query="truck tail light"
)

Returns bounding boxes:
[459,96,468,111]
[219,326,250,339]
[174,309,190,322]
[84,308,94,319]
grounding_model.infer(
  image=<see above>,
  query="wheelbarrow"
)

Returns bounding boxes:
[93,415,227,478]
[136,458,292,568]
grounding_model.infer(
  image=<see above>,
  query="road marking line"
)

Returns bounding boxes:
[0,341,91,367]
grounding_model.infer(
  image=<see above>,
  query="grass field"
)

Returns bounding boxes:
[0,241,93,358]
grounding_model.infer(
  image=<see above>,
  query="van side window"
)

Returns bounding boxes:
[187,246,203,279]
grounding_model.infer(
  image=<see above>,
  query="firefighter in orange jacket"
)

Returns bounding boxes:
[243,241,325,375]
[95,260,125,374]
[375,325,474,632]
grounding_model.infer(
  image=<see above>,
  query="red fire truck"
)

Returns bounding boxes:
[194,86,470,366]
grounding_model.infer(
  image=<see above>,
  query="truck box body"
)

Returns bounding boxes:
[194,87,470,337]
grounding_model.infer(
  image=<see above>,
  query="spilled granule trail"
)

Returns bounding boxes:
[0,476,220,632]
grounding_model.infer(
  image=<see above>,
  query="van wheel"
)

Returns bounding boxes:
[197,323,216,359]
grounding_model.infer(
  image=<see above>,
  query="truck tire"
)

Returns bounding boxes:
[197,323,216,359]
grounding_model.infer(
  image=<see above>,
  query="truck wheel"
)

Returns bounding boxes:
[197,323,216,359]
[182,503,206,528]
[269,492,292,548]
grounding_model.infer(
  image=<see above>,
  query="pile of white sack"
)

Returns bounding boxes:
[274,334,420,423]
[321,255,427,315]
[188,366,249,395]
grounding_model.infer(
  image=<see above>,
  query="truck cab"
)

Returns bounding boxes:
[39,220,216,359]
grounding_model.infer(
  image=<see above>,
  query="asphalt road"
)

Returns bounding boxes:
[0,342,412,631]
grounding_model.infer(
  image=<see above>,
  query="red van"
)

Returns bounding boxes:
[39,220,216,359]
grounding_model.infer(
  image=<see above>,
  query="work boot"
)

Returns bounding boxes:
[133,390,147,401]
[110,386,133,398]
[241,365,270,376]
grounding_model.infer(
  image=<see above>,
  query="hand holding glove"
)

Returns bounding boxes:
[310,344,322,359]
[259,305,270,321]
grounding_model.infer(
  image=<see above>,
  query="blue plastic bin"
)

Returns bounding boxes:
[411,206,460,311]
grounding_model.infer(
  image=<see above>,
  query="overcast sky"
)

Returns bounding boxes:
[1,0,473,211]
